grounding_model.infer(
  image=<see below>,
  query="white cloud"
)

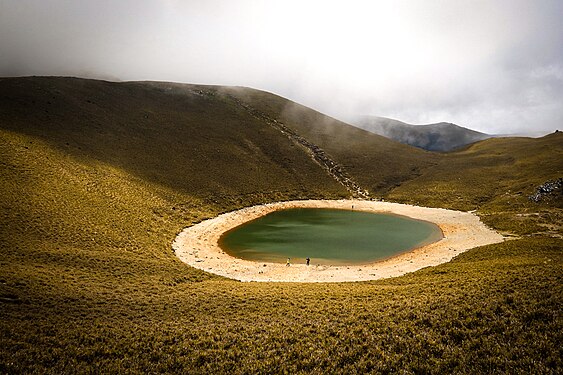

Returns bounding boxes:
[1,0,561,134]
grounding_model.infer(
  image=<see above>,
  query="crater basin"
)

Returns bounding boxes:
[219,208,443,265]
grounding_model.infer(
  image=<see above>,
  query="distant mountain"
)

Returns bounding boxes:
[350,116,492,152]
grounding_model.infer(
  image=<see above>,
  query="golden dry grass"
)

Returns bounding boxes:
[1,77,561,373]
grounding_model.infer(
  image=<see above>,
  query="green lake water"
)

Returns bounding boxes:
[219,208,443,265]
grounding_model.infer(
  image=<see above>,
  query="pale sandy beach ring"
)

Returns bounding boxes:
[172,200,504,282]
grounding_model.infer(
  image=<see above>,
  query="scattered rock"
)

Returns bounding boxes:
[529,178,562,203]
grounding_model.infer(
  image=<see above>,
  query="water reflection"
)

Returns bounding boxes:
[219,208,442,265]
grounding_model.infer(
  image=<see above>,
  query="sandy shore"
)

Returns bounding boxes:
[172,200,504,282]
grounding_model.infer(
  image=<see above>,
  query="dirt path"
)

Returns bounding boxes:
[172,200,504,282]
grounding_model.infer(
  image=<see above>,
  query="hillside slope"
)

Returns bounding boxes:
[351,116,491,152]
[221,87,440,195]
[0,77,348,207]
[389,133,562,208]
[388,132,563,235]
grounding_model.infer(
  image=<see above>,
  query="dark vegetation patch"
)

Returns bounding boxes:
[1,77,561,373]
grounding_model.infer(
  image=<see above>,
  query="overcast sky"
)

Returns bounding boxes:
[1,0,562,134]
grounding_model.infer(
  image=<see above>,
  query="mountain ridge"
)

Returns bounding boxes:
[351,115,492,152]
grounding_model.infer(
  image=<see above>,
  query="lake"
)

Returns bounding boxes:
[219,208,443,265]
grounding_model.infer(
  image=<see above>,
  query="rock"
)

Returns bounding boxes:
[529,178,563,202]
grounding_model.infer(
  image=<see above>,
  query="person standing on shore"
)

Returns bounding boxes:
[306,257,310,266]
[286,257,291,267]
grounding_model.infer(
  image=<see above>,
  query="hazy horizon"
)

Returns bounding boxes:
[1,0,562,135]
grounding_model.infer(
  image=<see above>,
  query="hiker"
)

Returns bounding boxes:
[286,257,291,267]
[306,257,310,266]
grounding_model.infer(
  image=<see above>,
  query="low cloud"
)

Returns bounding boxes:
[1,0,561,134]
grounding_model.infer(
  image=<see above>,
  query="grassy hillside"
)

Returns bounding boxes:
[221,87,440,195]
[0,77,347,207]
[1,77,561,373]
[388,133,563,236]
